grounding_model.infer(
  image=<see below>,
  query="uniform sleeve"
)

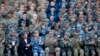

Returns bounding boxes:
[30,37,35,46]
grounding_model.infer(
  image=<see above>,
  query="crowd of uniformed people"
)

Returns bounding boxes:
[0,0,100,56]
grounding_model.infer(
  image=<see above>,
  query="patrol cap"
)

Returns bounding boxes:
[54,23,60,26]
[73,29,80,35]
[48,30,54,32]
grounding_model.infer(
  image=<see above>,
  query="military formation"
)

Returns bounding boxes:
[0,0,100,56]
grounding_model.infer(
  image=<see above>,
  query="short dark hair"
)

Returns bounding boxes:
[23,12,27,14]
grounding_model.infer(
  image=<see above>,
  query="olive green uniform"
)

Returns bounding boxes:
[71,37,84,56]
[45,35,60,56]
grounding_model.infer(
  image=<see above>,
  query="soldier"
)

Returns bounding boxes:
[71,30,84,56]
[45,30,60,56]
[13,1,20,12]
[89,33,97,56]
[17,5,25,19]
[5,30,19,56]
[8,11,18,29]
[59,32,72,56]
[27,3,36,20]
[53,23,63,39]
[0,24,5,56]
[41,19,49,36]
[58,8,68,20]
[30,30,45,56]
[18,21,29,36]
[38,8,47,20]
[29,20,36,33]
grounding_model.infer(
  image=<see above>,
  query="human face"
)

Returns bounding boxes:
[64,35,69,40]
[85,27,88,32]
[54,25,59,30]
[50,16,54,21]
[30,4,35,10]
[34,32,39,37]
[20,5,25,11]
[93,26,98,31]
[79,17,84,23]
[71,18,76,23]
[59,17,64,22]
[1,4,6,10]
[23,14,27,19]
[49,31,54,36]
[50,1,55,6]
[14,1,19,7]
[50,8,55,13]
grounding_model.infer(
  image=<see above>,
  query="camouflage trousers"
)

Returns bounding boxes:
[61,47,72,56]
[73,48,84,56]
[0,47,4,56]
[6,46,18,56]
[84,45,96,56]
[45,47,60,56]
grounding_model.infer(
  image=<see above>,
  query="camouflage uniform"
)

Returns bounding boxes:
[45,32,60,56]
[0,24,5,56]
[5,30,19,56]
[27,10,36,20]
[71,32,84,56]
[38,11,47,20]
[59,37,72,56]
[84,33,96,56]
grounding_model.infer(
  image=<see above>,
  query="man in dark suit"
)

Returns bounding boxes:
[18,12,30,27]
[18,32,32,56]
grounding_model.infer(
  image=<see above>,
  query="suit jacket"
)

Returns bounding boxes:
[18,37,32,56]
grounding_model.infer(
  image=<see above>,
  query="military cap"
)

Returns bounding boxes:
[21,21,26,25]
[54,23,60,26]
[93,22,98,26]
[48,30,54,32]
